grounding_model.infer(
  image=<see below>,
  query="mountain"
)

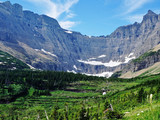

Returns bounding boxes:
[0,50,30,70]
[115,44,160,78]
[0,1,160,77]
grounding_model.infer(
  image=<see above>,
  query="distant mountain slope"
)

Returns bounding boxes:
[117,44,160,78]
[0,1,160,77]
[0,50,30,70]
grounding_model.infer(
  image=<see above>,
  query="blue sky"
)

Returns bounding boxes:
[1,0,160,36]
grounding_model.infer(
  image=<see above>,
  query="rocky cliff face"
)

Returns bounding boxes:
[118,46,160,78]
[0,1,160,77]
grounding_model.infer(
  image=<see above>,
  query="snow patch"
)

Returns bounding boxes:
[84,71,113,78]
[88,57,96,60]
[35,49,40,51]
[124,53,135,63]
[27,64,36,70]
[67,70,77,74]
[78,53,135,67]
[98,55,106,58]
[73,65,77,70]
[41,49,57,57]
[35,49,57,57]
[65,31,72,34]
[87,55,106,61]
[0,62,3,64]
[78,60,122,67]
[129,53,134,57]
[124,56,136,63]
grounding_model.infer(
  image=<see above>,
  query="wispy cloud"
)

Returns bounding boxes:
[125,14,144,23]
[125,9,160,24]
[154,9,160,14]
[27,0,79,29]
[59,21,80,29]
[123,0,152,14]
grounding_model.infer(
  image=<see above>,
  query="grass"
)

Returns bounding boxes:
[124,103,160,120]
[1,73,160,119]
[0,79,133,118]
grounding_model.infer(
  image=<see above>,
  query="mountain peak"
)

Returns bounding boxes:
[0,1,12,7]
[147,10,156,15]
[142,10,158,23]
[2,1,11,4]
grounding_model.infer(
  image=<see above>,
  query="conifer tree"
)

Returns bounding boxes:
[137,88,145,103]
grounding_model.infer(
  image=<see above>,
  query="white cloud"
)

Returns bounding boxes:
[59,21,80,29]
[65,12,76,19]
[123,0,152,14]
[125,9,160,24]
[27,0,79,29]
[47,0,79,19]
[154,9,160,14]
[126,14,144,23]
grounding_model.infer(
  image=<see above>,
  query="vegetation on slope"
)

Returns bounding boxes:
[115,48,160,78]
[0,69,160,119]
[0,50,30,70]
[132,50,158,63]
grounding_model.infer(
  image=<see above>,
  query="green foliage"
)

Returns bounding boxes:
[28,87,35,97]
[50,105,59,120]
[105,110,124,119]
[78,104,90,120]
[132,51,157,63]
[137,87,146,103]
[103,99,110,111]
[0,50,30,70]
[110,71,122,78]
[0,69,160,119]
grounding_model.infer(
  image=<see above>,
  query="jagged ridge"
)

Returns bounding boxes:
[0,1,160,77]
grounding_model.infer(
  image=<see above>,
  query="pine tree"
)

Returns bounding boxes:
[156,86,160,93]
[149,86,155,94]
[137,88,145,103]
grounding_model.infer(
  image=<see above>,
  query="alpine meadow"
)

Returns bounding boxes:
[0,1,160,120]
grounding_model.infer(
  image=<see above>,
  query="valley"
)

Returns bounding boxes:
[0,69,160,119]
[0,1,160,120]
[0,1,160,77]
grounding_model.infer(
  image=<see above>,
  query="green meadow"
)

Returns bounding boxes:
[0,70,160,119]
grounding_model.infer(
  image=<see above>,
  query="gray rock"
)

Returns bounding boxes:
[0,1,160,76]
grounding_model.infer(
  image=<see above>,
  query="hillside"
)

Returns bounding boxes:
[0,1,160,77]
[117,44,160,78]
[0,70,160,119]
[0,50,30,70]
